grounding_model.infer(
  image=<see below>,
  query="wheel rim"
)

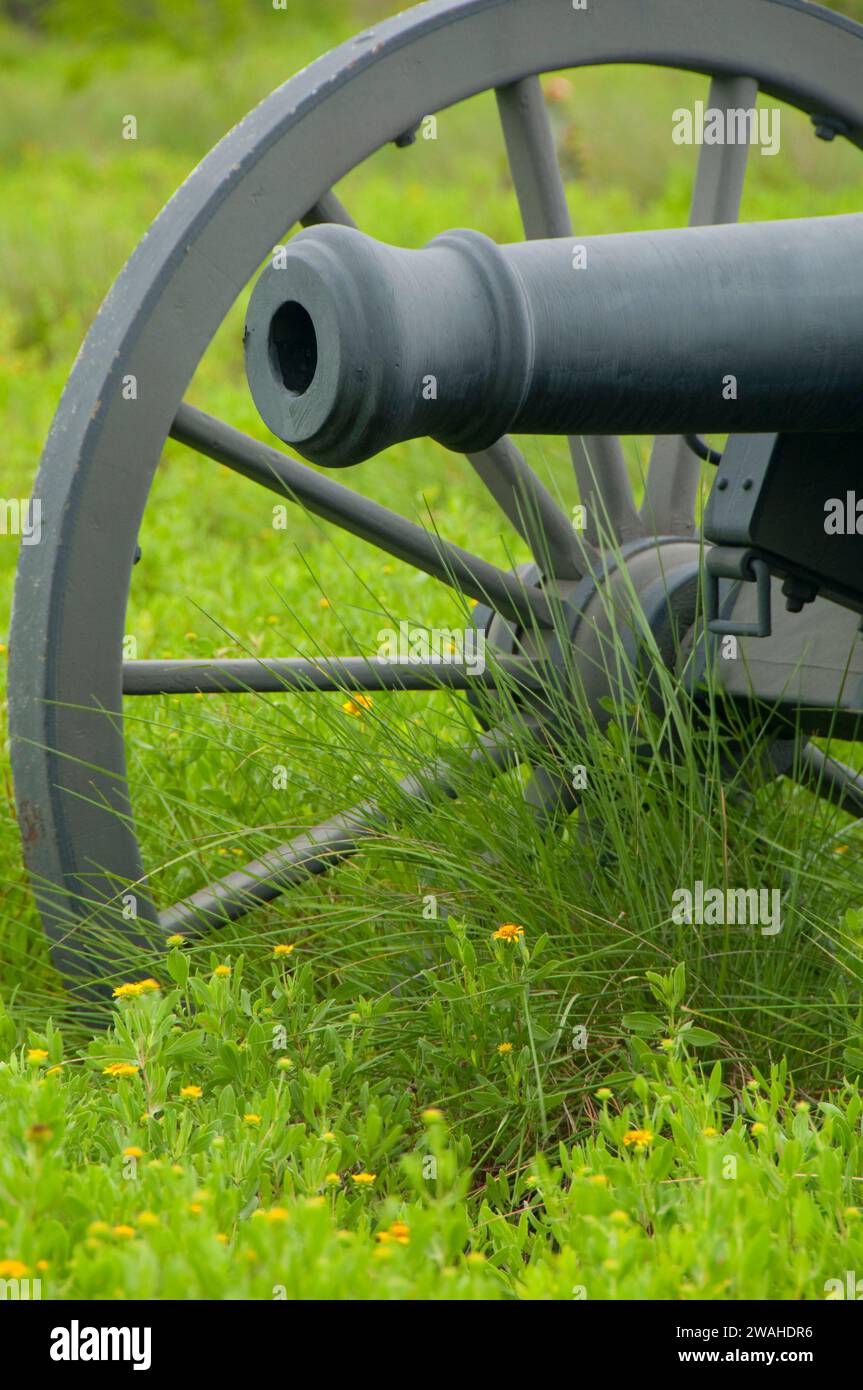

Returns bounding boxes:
[10,0,863,984]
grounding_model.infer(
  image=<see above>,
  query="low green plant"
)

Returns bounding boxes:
[0,958,861,1299]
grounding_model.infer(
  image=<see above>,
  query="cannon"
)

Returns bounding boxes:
[244,216,863,466]
[9,0,863,993]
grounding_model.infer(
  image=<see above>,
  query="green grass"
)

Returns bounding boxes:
[2,0,863,1299]
[4,960,863,1299]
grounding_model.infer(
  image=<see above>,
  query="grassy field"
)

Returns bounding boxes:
[2,0,863,1299]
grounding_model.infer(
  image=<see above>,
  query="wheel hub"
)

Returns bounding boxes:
[473,538,703,735]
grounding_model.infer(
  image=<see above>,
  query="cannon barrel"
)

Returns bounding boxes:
[244,215,863,468]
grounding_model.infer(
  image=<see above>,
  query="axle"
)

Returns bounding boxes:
[244,214,863,468]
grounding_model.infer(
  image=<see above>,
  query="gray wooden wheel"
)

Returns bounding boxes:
[10,0,863,986]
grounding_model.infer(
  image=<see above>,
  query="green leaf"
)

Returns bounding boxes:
[672,962,686,1008]
[622,1012,664,1035]
[707,1059,722,1102]
[647,1139,676,1182]
[218,1083,237,1118]
[842,1046,863,1075]
[165,947,189,988]
[684,1027,722,1047]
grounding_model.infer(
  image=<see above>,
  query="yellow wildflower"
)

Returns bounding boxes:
[102,1062,139,1078]
[496,1042,513,1054]
[180,1084,202,1099]
[112,1225,136,1239]
[622,1129,653,1150]
[492,923,524,943]
[213,965,231,978]
[243,1113,262,1126]
[273,944,295,957]
[112,979,160,1000]
[122,1146,144,1159]
[0,1260,29,1278]
[342,694,373,717]
[351,1172,376,1185]
[26,1048,49,1063]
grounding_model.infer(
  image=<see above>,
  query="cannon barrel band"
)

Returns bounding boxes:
[244,215,863,468]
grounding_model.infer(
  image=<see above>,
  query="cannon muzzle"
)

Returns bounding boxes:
[244,215,863,468]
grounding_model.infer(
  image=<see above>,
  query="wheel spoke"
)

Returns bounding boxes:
[170,404,556,630]
[495,75,641,546]
[642,74,758,535]
[495,75,572,239]
[578,437,644,547]
[466,436,587,579]
[123,656,544,696]
[300,189,357,229]
[159,733,516,932]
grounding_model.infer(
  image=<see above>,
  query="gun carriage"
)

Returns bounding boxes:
[9,0,863,988]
